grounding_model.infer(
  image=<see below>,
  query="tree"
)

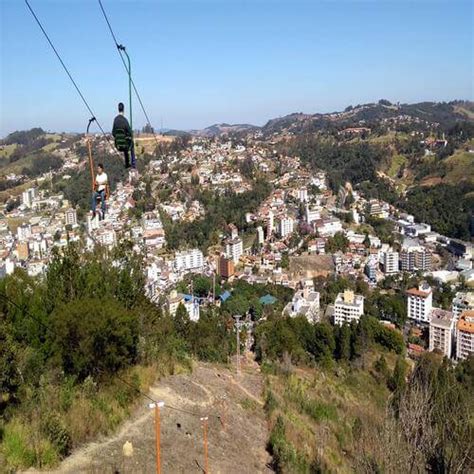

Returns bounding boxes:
[49,297,138,379]
[363,232,371,248]
[174,303,191,340]
[325,232,349,253]
[309,323,335,364]
[335,324,351,361]
[374,355,389,381]
[389,356,407,392]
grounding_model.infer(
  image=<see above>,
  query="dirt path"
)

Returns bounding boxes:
[29,363,272,474]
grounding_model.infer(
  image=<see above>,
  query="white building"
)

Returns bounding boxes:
[65,208,77,227]
[167,290,200,322]
[305,205,321,224]
[316,217,343,237]
[174,249,204,272]
[21,188,37,208]
[167,290,183,316]
[383,249,399,274]
[334,290,364,325]
[225,237,243,264]
[298,188,308,203]
[267,211,274,237]
[407,282,433,323]
[184,296,200,322]
[229,223,239,239]
[429,308,455,358]
[452,292,474,320]
[95,227,116,248]
[456,310,474,360]
[400,243,432,272]
[279,216,294,238]
[256,226,264,245]
[284,288,320,324]
[17,224,32,242]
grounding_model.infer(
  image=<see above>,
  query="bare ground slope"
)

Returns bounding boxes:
[27,362,272,474]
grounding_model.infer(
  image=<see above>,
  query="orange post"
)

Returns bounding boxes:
[87,139,95,192]
[201,417,209,474]
[149,402,164,474]
[155,405,161,474]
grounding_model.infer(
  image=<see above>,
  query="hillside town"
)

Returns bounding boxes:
[1,131,473,363]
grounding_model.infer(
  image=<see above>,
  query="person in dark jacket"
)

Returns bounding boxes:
[112,102,136,168]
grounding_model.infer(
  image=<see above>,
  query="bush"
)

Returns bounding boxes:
[2,419,59,469]
[41,412,71,456]
[49,297,139,379]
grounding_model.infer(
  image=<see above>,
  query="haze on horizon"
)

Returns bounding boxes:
[0,0,472,137]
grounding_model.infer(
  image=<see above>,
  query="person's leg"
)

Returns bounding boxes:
[130,142,136,169]
[91,192,98,214]
[100,190,106,216]
[124,150,130,168]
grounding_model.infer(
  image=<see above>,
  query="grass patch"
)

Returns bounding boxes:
[0,144,17,159]
[444,151,474,185]
[1,419,59,470]
[387,154,407,178]
[240,397,258,411]
[263,354,393,472]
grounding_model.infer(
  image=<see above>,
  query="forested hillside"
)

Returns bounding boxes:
[255,315,473,472]
[276,101,474,240]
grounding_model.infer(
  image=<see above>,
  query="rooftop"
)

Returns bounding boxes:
[407,287,431,298]
[430,308,454,328]
[458,310,474,334]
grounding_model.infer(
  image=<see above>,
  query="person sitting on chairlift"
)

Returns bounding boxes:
[112,102,136,169]
[91,163,109,220]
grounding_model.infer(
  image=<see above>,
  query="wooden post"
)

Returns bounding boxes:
[87,139,95,192]
[201,417,209,474]
[149,402,164,474]
[155,405,161,474]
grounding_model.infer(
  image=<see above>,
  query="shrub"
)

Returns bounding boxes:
[48,297,139,379]
[41,412,72,456]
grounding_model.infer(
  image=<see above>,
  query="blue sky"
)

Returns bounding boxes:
[1,0,472,136]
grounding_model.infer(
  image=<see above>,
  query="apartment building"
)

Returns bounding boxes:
[279,216,294,238]
[284,288,320,324]
[365,257,377,282]
[429,308,455,358]
[400,244,432,272]
[256,226,264,245]
[225,237,243,264]
[174,248,204,272]
[382,249,399,274]
[407,282,433,323]
[456,310,474,360]
[65,208,77,227]
[452,291,474,320]
[298,187,308,203]
[219,256,235,279]
[334,290,364,325]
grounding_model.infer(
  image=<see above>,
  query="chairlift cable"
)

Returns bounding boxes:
[24,0,121,158]
[97,0,161,148]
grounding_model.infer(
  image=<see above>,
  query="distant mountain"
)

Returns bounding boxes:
[261,100,474,136]
[190,123,259,137]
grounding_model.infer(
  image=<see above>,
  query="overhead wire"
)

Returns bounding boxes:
[97,0,161,148]
[24,0,121,158]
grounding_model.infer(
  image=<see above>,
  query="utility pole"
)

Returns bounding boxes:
[86,117,97,192]
[148,401,165,474]
[212,273,216,302]
[233,315,243,375]
[117,43,136,168]
[117,44,132,131]
[200,416,209,474]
